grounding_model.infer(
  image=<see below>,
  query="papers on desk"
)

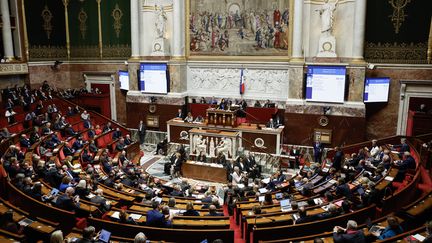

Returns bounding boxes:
[329,179,337,184]
[261,178,271,184]
[322,168,329,173]
[258,188,268,194]
[384,176,394,181]
[237,184,245,189]
[391,151,399,154]
[111,211,120,219]
[170,209,185,215]
[314,198,324,205]
[87,193,95,199]
[18,218,34,227]
[321,205,329,211]
[411,234,426,241]
[129,213,142,220]
[258,196,265,202]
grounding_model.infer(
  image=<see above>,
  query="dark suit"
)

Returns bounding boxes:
[333,151,343,171]
[206,211,224,216]
[146,209,170,227]
[333,230,366,243]
[336,183,353,200]
[55,194,79,212]
[138,123,146,144]
[313,142,324,163]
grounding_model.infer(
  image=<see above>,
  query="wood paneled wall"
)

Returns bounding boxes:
[284,113,366,147]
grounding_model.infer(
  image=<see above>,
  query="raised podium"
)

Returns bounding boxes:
[206,108,237,127]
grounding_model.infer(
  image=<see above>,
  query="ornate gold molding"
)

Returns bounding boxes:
[21,0,29,60]
[78,8,88,39]
[97,0,102,59]
[428,16,432,64]
[29,45,68,60]
[0,63,29,75]
[102,44,131,59]
[365,42,428,64]
[111,3,123,38]
[70,45,100,59]
[41,4,53,39]
[388,0,411,34]
[63,0,70,59]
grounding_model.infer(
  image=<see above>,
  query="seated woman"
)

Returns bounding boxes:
[75,180,90,198]
[372,216,403,240]
[184,112,194,123]
[183,202,200,216]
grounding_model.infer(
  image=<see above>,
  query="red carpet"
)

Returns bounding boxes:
[223,205,245,243]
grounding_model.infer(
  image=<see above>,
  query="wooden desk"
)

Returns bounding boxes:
[167,119,283,154]
[182,161,227,183]
[206,108,237,127]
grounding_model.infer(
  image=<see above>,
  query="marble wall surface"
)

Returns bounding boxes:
[28,62,128,125]
[365,66,432,139]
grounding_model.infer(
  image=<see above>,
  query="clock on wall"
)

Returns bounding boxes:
[149,104,157,114]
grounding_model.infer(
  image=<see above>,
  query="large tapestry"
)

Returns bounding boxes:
[188,0,291,57]
[365,0,432,64]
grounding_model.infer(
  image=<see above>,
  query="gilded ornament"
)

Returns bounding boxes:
[78,8,88,40]
[388,0,411,34]
[41,5,53,40]
[111,4,123,38]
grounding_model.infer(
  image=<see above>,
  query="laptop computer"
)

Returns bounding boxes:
[280,199,291,212]
[98,229,111,243]
[50,188,60,197]
[369,225,384,235]
[275,193,283,200]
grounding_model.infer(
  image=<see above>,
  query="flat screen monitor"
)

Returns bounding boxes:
[118,70,129,91]
[139,63,168,94]
[306,66,346,103]
[364,77,390,103]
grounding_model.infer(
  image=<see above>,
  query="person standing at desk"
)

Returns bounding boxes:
[313,139,324,163]
[138,120,146,145]
[218,98,227,110]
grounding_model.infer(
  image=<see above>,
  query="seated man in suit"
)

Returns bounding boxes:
[335,178,353,200]
[333,220,366,243]
[19,134,31,148]
[90,189,110,212]
[394,151,416,181]
[175,109,183,119]
[115,138,126,152]
[112,128,122,140]
[206,205,224,216]
[266,118,277,129]
[146,201,172,227]
[391,138,410,156]
[55,187,80,212]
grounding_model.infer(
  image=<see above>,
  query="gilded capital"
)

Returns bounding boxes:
[62,0,69,7]
[96,0,101,4]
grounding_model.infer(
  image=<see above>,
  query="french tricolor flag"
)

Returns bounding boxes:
[240,69,245,94]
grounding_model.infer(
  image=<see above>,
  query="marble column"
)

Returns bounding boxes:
[1,0,14,59]
[172,0,185,57]
[130,0,140,58]
[291,0,303,61]
[138,0,146,56]
[352,0,367,61]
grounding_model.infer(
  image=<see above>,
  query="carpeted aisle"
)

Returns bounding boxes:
[224,205,245,243]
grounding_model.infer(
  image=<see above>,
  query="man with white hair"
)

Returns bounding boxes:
[333,220,366,242]
[394,151,416,181]
[55,187,80,212]
[134,232,147,243]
